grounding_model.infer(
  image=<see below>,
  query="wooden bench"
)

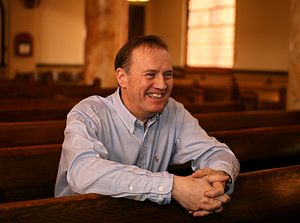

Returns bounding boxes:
[2,109,300,146]
[0,165,299,222]
[185,101,245,114]
[212,125,300,172]
[194,109,300,131]
[0,100,248,122]
[0,144,61,203]
[0,98,77,122]
[0,121,65,147]
[1,124,300,203]
[171,81,204,104]
[0,98,79,110]
[0,82,116,98]
[0,108,70,122]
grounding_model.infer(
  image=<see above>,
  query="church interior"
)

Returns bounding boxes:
[0,0,300,222]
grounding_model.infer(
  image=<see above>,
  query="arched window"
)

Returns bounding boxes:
[187,0,236,68]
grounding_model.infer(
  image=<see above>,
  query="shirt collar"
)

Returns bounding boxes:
[112,88,160,134]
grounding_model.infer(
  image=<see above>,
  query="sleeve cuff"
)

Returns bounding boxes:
[148,172,174,205]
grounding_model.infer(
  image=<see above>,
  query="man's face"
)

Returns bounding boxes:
[117,46,174,122]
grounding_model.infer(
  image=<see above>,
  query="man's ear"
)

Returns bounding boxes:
[116,68,127,88]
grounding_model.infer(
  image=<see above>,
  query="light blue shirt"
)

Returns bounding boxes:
[55,89,240,204]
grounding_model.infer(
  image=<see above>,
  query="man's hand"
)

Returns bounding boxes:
[189,168,232,217]
[171,175,223,216]
[192,167,230,196]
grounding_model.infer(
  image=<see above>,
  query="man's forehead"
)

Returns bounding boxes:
[133,45,166,55]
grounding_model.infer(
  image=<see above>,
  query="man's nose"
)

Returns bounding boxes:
[154,75,167,90]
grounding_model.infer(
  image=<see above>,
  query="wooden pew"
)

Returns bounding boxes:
[171,81,204,104]
[195,109,300,131]
[0,82,116,98]
[0,108,70,122]
[0,165,299,222]
[0,144,61,203]
[0,121,65,147]
[0,100,247,122]
[0,98,79,109]
[185,101,245,114]
[212,124,300,172]
[2,109,300,147]
[1,124,300,203]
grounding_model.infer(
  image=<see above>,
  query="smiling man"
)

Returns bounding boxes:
[55,35,240,217]
[115,37,173,122]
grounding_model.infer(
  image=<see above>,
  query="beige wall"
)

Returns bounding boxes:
[4,0,291,79]
[145,0,187,67]
[7,0,37,78]
[234,0,290,71]
[6,0,84,78]
[36,0,84,64]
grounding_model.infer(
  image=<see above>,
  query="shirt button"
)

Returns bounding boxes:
[154,155,159,162]
[158,195,163,201]
[129,184,134,191]
[158,186,164,192]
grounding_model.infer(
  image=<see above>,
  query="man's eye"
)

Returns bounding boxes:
[164,72,174,79]
[146,73,155,78]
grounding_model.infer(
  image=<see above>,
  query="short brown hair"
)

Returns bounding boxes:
[114,35,168,72]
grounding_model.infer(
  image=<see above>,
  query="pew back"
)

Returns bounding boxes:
[0,144,61,203]
[0,165,299,222]
[0,121,65,147]
[195,109,300,131]
[0,82,116,98]
[0,100,247,122]
[1,124,300,203]
[213,125,300,171]
[0,108,70,122]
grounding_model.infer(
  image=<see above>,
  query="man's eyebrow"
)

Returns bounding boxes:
[142,69,174,74]
[143,69,159,73]
[164,69,174,74]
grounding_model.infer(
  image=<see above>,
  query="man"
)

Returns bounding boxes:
[55,35,240,217]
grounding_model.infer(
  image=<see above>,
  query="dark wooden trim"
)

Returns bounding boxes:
[234,69,287,76]
[182,66,287,76]
[184,67,233,75]
[36,63,83,68]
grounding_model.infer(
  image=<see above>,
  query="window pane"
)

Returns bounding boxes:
[187,0,235,68]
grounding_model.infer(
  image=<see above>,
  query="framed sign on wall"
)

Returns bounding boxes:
[14,32,33,57]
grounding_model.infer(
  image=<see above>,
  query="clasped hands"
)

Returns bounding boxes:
[171,167,231,217]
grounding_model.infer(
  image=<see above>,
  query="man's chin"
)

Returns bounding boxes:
[148,107,165,115]
[146,100,167,113]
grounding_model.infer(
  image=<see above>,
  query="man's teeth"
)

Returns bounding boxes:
[148,93,162,98]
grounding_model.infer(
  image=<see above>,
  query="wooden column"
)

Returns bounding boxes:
[288,0,300,110]
[85,0,128,88]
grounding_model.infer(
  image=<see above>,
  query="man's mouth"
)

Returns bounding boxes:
[147,93,163,99]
